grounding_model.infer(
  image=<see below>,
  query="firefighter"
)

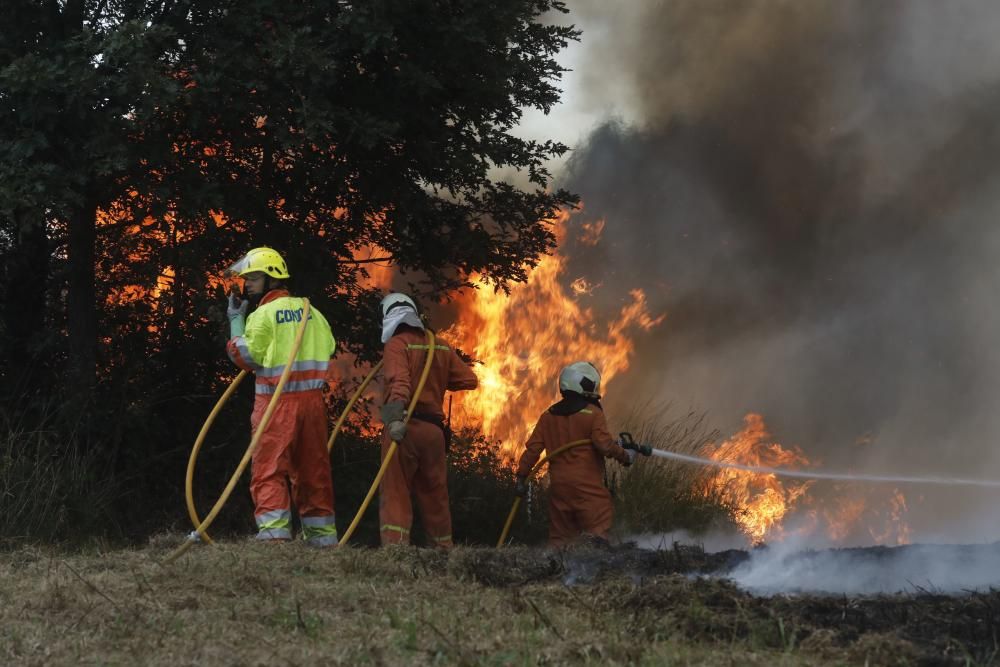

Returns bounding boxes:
[225,247,338,546]
[378,292,478,548]
[514,362,636,547]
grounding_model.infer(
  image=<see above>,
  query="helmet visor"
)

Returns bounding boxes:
[226,254,253,278]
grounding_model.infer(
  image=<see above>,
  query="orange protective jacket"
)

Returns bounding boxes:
[517,401,631,546]
[383,327,478,418]
[379,326,478,547]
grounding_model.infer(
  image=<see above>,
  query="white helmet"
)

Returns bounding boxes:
[559,361,601,398]
[380,292,419,319]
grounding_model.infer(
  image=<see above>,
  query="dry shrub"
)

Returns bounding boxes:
[0,403,118,545]
[608,406,739,536]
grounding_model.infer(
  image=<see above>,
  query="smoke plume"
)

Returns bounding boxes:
[559,0,1000,541]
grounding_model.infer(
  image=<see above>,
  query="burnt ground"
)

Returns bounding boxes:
[445,542,1000,665]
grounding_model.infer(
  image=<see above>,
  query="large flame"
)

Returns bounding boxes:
[702,413,814,543]
[445,209,663,458]
[704,413,912,545]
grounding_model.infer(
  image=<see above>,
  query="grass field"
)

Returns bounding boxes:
[3,538,992,666]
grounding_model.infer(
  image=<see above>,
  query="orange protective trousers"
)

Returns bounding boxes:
[250,391,335,540]
[547,481,614,547]
[379,419,453,548]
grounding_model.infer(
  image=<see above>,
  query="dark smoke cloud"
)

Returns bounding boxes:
[559,0,1000,540]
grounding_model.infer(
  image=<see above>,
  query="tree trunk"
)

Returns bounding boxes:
[1,214,50,389]
[67,197,98,388]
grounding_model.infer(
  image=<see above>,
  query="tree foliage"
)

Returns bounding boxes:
[0,0,578,540]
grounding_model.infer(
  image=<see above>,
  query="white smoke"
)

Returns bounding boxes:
[727,536,1000,595]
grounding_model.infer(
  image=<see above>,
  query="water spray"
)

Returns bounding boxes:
[645,448,1000,488]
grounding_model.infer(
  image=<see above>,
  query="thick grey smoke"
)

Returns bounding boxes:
[558,0,1000,541]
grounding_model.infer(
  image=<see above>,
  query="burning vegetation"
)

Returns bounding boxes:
[423,207,915,549]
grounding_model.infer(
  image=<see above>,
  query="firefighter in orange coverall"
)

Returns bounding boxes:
[225,248,338,546]
[515,362,636,547]
[378,292,478,548]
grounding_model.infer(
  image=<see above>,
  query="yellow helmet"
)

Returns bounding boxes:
[227,247,290,279]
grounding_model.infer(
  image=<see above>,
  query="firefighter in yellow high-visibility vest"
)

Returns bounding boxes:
[225,247,338,546]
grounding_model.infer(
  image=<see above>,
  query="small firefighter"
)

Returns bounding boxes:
[378,292,478,548]
[514,361,636,547]
[225,247,338,546]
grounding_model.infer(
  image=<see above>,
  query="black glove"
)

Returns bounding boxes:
[619,432,653,457]
[514,476,528,497]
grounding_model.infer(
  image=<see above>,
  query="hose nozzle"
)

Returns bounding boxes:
[619,432,653,456]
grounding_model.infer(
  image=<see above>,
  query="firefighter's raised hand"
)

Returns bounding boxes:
[227,292,249,321]
[227,292,249,337]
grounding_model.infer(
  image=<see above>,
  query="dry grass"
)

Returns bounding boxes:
[2,538,983,666]
[609,408,738,537]
[0,414,117,545]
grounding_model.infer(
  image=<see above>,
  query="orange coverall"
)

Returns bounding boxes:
[380,326,478,547]
[517,403,631,547]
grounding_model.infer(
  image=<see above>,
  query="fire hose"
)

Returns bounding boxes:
[167,299,312,564]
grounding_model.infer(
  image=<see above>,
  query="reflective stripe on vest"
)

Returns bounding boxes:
[255,359,330,378]
[229,336,264,371]
[236,294,336,394]
[255,379,327,394]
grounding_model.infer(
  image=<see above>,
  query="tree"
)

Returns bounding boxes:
[0,0,579,537]
[1,0,578,378]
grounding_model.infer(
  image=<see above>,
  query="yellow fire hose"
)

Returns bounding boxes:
[326,360,383,453]
[166,299,312,564]
[183,370,248,545]
[337,329,437,547]
[495,439,593,548]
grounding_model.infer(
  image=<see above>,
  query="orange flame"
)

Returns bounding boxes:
[446,209,664,458]
[703,413,813,542]
[705,413,912,545]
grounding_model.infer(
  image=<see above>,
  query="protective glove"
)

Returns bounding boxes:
[618,432,653,457]
[227,292,249,320]
[387,420,407,442]
[380,400,406,424]
[622,449,638,467]
[227,292,249,338]
[514,476,528,497]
